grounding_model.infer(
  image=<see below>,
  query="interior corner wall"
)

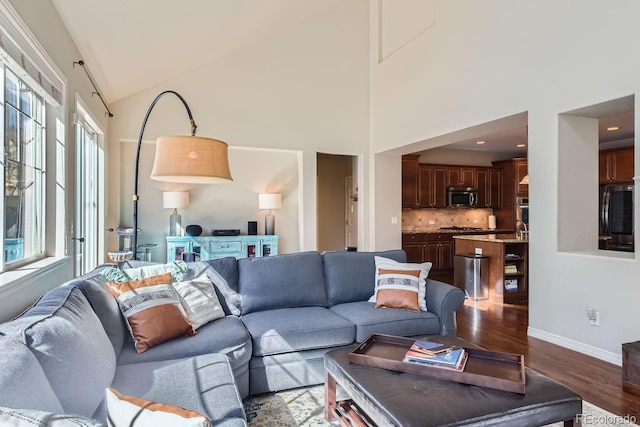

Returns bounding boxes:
[107,0,370,256]
[557,115,599,252]
[369,0,640,363]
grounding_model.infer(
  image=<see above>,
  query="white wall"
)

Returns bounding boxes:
[107,0,371,255]
[370,0,640,362]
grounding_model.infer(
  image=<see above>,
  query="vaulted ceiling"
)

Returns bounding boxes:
[51,0,343,103]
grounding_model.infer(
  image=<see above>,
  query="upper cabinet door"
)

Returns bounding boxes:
[402,155,420,208]
[447,167,476,187]
[599,147,634,184]
[514,160,528,196]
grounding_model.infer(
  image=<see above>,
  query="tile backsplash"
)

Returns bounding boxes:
[402,208,494,231]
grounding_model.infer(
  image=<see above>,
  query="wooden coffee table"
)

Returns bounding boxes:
[325,336,582,426]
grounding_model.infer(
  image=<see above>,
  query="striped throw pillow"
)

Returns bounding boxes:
[369,256,432,311]
[107,273,194,353]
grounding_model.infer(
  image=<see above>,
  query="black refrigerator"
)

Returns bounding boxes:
[599,183,634,252]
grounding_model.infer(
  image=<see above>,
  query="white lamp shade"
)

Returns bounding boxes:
[258,193,281,210]
[163,191,189,209]
[519,175,530,185]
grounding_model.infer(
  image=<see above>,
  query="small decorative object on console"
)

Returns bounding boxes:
[185,224,203,236]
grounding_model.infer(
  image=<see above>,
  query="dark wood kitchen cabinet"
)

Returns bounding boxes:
[402,233,454,277]
[447,167,476,187]
[599,147,634,184]
[419,165,447,208]
[493,158,527,230]
[402,155,420,208]
[476,167,502,208]
[425,233,454,275]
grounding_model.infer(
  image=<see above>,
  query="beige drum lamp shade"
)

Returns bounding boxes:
[151,136,233,184]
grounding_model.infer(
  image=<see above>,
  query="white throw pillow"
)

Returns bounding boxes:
[124,260,188,282]
[172,276,225,330]
[368,256,431,311]
[106,388,211,427]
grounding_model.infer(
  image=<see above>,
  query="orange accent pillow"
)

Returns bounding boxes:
[107,273,194,353]
[375,268,421,311]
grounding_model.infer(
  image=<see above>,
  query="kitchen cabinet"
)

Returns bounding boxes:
[492,158,527,230]
[514,159,528,196]
[476,167,502,208]
[447,167,476,187]
[402,155,420,208]
[425,235,454,274]
[402,233,454,277]
[418,165,447,208]
[599,147,634,184]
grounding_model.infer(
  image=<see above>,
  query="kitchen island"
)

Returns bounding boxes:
[453,234,528,305]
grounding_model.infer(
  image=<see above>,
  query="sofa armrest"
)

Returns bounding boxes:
[424,279,465,336]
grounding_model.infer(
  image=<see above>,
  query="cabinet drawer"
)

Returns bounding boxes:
[208,241,242,253]
[425,233,454,242]
[402,233,425,243]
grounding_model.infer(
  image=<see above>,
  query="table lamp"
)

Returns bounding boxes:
[258,193,281,235]
[163,191,189,236]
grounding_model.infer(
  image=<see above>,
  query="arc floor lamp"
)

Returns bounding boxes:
[132,90,233,259]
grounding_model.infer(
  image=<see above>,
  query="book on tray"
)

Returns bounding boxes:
[403,340,468,371]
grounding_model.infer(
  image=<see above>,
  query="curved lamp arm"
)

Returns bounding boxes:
[132,90,197,260]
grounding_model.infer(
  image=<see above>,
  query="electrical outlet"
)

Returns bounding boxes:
[586,307,600,326]
[391,217,398,224]
[428,220,435,225]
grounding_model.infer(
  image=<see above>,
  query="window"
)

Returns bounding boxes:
[0,0,66,274]
[3,68,46,265]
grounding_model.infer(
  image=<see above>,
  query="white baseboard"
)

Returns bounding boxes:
[527,327,622,366]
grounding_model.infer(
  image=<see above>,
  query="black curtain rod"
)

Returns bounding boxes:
[73,60,113,118]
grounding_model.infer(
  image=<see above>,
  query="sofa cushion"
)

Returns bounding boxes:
[106,388,211,427]
[185,259,241,316]
[330,301,441,342]
[173,275,225,330]
[323,250,407,306]
[107,273,195,353]
[116,315,252,376]
[68,275,129,357]
[95,353,245,425]
[0,286,116,418]
[0,406,104,427]
[241,306,354,356]
[239,252,327,314]
[0,336,63,413]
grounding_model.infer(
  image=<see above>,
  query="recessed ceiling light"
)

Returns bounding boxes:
[516,144,526,148]
[476,140,486,145]
[607,126,620,131]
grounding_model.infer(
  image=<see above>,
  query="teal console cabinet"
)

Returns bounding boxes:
[166,235,279,262]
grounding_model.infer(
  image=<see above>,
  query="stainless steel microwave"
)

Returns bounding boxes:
[447,187,478,208]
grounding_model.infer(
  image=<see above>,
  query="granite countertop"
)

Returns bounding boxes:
[402,228,514,234]
[452,233,528,243]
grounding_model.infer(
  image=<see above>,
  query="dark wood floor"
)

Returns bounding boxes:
[454,299,640,420]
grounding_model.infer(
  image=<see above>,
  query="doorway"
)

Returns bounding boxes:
[317,153,358,252]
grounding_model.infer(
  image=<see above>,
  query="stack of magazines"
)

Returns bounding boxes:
[403,340,468,371]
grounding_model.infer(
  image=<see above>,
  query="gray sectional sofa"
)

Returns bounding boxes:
[0,249,465,425]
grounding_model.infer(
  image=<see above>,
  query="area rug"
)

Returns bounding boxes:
[243,385,637,426]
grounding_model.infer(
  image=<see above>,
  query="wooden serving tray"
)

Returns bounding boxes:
[348,334,526,394]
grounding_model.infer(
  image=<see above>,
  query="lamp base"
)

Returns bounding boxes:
[169,211,182,236]
[265,212,275,235]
